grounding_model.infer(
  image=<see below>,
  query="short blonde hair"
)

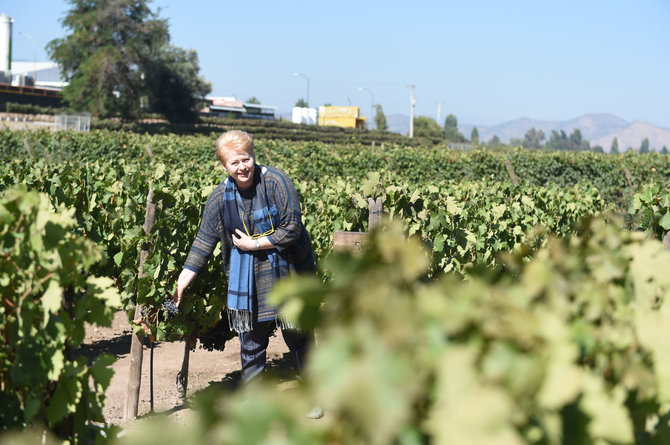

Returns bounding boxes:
[215,130,254,163]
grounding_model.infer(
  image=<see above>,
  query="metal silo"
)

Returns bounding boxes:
[0,13,13,74]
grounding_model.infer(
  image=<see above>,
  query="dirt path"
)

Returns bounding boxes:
[80,310,292,427]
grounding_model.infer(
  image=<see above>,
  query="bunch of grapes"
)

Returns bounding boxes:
[159,298,179,322]
[139,297,179,325]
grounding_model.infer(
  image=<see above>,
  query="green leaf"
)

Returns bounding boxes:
[659,211,670,230]
[46,378,82,425]
[23,397,42,423]
[433,236,445,252]
[42,280,62,327]
[48,350,65,381]
[86,276,122,308]
[90,354,116,390]
[113,251,123,267]
[362,171,381,197]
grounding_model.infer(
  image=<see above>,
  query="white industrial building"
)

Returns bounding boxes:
[8,61,66,88]
[0,13,66,89]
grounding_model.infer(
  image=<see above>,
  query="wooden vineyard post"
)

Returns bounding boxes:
[124,189,157,420]
[664,231,670,251]
[368,197,382,229]
[623,167,635,195]
[333,197,383,252]
[504,158,519,185]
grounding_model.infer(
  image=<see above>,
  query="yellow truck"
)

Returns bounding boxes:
[317,106,366,129]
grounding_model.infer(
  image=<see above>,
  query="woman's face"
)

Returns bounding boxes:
[223,149,255,190]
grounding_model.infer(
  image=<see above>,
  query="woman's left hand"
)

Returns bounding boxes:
[232,229,256,251]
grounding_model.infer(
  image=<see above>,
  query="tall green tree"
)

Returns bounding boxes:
[662,146,668,155]
[522,127,545,149]
[246,97,260,104]
[47,0,209,121]
[569,128,590,151]
[374,104,388,131]
[640,137,650,154]
[143,45,211,122]
[545,129,590,151]
[487,135,502,146]
[443,114,463,142]
[295,98,308,108]
[414,116,444,138]
[545,130,569,151]
[470,127,479,144]
[611,137,620,154]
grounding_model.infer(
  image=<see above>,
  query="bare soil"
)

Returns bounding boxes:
[80,310,293,427]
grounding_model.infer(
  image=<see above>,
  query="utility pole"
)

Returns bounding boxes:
[293,72,310,107]
[358,86,375,130]
[408,85,416,138]
[436,101,443,126]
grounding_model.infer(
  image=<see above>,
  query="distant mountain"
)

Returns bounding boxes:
[281,110,670,152]
[591,120,670,152]
[459,113,670,152]
[556,114,629,141]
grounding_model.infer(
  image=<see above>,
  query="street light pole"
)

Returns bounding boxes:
[18,31,36,83]
[358,86,375,130]
[293,72,310,107]
[408,85,416,138]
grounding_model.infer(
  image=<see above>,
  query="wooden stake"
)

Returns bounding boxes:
[504,158,519,185]
[124,189,157,420]
[623,168,635,194]
[150,342,154,413]
[368,197,382,229]
[664,231,670,251]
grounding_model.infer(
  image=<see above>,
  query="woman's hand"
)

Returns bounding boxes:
[233,230,274,251]
[232,229,257,251]
[171,287,183,307]
[172,269,197,307]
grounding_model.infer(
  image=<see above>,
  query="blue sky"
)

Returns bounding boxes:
[5,0,670,128]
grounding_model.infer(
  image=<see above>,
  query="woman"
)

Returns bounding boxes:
[172,130,315,383]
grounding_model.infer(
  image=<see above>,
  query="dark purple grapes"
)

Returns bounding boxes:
[158,297,178,322]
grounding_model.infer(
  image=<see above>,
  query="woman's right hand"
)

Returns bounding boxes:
[171,287,183,307]
[172,268,197,308]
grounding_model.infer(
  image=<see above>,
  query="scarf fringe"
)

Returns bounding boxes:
[227,308,253,333]
[277,314,300,332]
[227,307,301,333]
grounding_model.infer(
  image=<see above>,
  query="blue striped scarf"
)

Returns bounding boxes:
[222,166,286,332]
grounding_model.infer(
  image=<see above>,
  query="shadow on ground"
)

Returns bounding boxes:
[77,334,132,364]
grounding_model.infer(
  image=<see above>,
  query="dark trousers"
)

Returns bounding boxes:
[238,320,312,382]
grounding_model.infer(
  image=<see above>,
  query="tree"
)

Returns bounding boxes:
[295,98,308,108]
[488,135,502,146]
[662,146,668,155]
[443,114,460,141]
[545,129,590,151]
[569,128,590,151]
[47,0,209,121]
[521,127,545,149]
[640,137,650,154]
[143,45,211,122]
[509,137,523,147]
[611,137,620,154]
[545,130,569,151]
[470,127,479,144]
[374,104,388,131]
[592,145,604,153]
[413,116,444,138]
[246,97,260,104]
